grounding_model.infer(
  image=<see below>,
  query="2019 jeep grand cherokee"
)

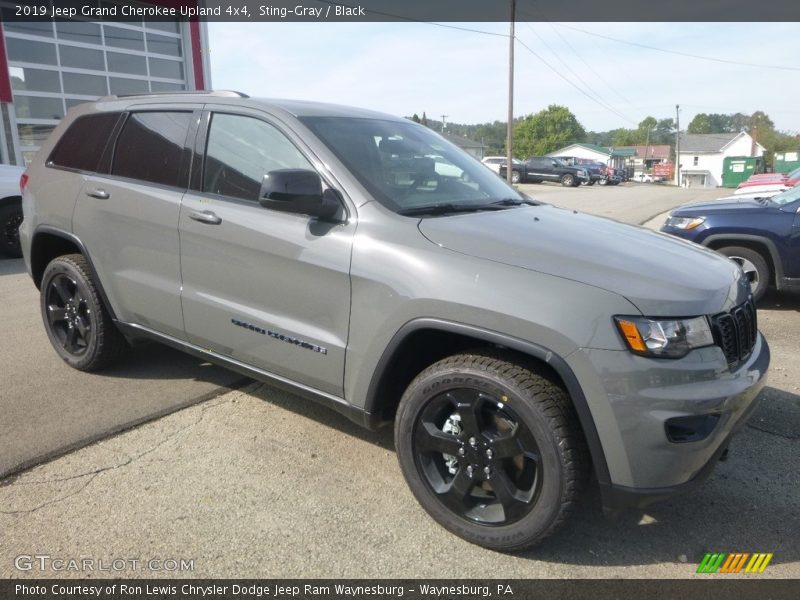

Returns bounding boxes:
[20,92,769,551]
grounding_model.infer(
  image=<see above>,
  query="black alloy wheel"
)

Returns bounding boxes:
[40,254,128,370]
[45,272,92,357]
[395,352,588,551]
[413,387,543,526]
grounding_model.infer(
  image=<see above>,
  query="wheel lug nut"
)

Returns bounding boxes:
[486,449,493,459]
[484,466,491,478]
[466,465,474,478]
[468,436,477,447]
[458,447,465,456]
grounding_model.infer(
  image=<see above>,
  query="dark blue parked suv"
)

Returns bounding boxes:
[661,186,800,301]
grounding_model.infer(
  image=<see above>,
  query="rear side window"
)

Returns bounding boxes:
[48,112,121,172]
[112,111,192,187]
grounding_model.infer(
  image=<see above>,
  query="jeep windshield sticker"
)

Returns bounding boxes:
[231,318,328,355]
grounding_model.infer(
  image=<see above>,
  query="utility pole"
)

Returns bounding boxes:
[506,0,515,184]
[675,104,681,186]
[440,114,448,131]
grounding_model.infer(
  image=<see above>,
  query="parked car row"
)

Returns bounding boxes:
[496,156,589,186]
[482,155,629,187]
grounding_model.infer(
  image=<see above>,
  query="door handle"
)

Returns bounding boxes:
[86,189,110,200]
[189,210,222,225]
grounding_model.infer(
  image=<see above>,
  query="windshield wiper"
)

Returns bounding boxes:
[398,202,513,216]
[490,197,541,206]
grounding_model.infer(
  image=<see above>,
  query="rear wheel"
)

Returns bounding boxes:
[717,246,770,302]
[40,254,128,371]
[511,170,521,184]
[560,174,575,187]
[598,178,608,186]
[394,352,588,551]
[0,202,23,257]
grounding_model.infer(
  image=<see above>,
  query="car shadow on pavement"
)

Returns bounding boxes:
[250,382,798,568]
[759,289,800,312]
[0,256,26,275]
[97,341,250,385]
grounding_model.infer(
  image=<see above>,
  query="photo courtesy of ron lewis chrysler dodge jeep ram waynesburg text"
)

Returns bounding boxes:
[20,92,769,552]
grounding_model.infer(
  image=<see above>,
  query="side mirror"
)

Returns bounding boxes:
[259,169,340,220]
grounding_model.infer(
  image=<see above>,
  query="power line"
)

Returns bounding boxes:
[542,21,639,110]
[523,22,614,111]
[554,23,800,72]
[514,36,639,126]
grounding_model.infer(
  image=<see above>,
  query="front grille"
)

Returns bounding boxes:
[710,299,758,369]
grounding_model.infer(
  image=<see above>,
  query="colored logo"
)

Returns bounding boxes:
[697,552,773,574]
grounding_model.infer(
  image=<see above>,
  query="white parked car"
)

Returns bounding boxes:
[481,156,522,175]
[0,163,26,257]
[733,183,789,197]
[634,173,664,183]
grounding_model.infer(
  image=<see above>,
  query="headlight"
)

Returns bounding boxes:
[614,315,714,358]
[664,215,705,230]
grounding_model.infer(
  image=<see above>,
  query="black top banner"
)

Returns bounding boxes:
[3,0,800,23]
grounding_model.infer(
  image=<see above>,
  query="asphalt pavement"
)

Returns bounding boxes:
[1,182,797,578]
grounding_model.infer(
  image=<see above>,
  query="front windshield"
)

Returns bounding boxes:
[300,116,523,212]
[766,185,800,206]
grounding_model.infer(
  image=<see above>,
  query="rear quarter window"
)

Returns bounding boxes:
[111,111,192,188]
[47,112,121,172]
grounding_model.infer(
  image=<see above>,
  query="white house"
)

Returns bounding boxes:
[678,132,765,188]
[548,143,610,163]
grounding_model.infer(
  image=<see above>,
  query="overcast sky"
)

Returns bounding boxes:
[207,22,800,134]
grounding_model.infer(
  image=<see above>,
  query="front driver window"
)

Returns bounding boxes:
[204,113,314,202]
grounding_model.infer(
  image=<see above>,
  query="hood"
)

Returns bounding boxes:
[671,196,768,215]
[418,205,749,316]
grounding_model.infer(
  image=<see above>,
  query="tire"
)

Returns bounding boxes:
[40,253,128,371]
[717,246,770,302]
[511,170,521,184]
[0,201,23,258]
[560,174,575,187]
[585,180,595,186]
[394,351,589,552]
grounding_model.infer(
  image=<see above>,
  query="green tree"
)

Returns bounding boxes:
[513,105,586,158]
[652,118,676,145]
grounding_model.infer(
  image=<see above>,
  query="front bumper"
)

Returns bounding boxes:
[567,332,769,507]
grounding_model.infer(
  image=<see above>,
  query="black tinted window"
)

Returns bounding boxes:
[112,112,191,187]
[48,113,121,172]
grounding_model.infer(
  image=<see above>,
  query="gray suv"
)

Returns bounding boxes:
[20,92,769,551]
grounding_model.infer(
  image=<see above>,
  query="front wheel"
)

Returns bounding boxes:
[717,246,770,302]
[394,352,588,552]
[40,254,129,371]
[510,170,521,184]
[560,174,575,187]
[598,178,608,186]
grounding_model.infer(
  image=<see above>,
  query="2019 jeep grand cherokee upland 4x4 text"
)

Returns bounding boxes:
[20,92,769,551]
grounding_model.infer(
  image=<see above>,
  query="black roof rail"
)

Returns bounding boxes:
[102,90,250,100]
